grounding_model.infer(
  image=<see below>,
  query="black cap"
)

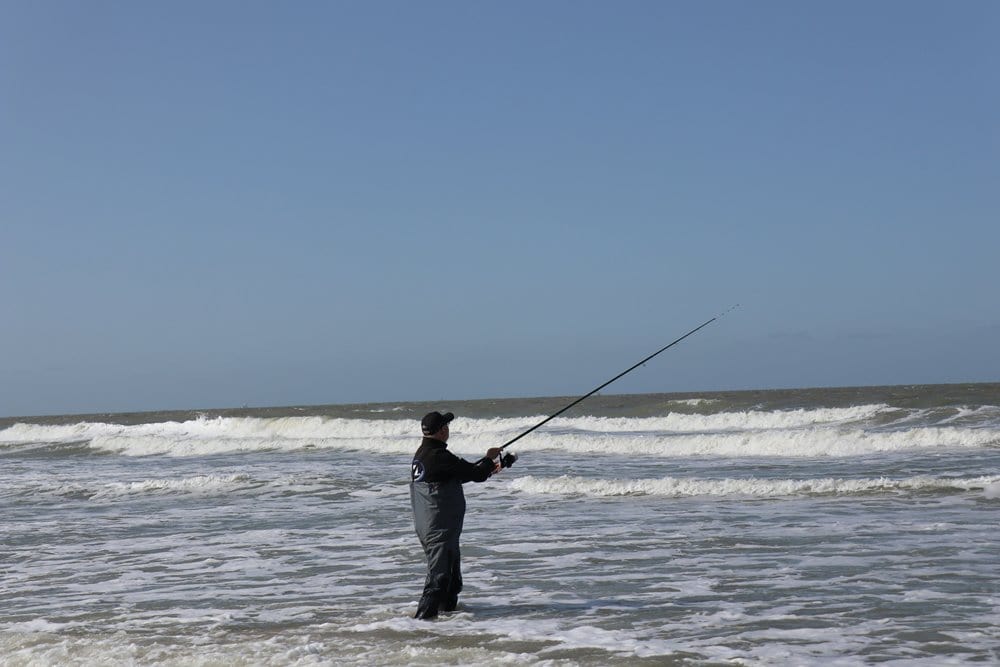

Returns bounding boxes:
[421,411,454,435]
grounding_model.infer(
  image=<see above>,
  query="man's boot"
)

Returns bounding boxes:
[414,595,440,620]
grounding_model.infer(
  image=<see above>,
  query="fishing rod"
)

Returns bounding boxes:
[499,305,739,454]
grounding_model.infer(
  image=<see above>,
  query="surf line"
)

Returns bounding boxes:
[499,304,739,452]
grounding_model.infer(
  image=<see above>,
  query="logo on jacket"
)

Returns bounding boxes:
[411,459,425,482]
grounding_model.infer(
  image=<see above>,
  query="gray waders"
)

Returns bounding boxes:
[411,478,466,619]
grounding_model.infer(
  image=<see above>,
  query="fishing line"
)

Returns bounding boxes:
[499,305,739,452]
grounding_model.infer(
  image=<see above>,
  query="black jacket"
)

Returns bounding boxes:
[410,437,493,545]
[410,437,493,485]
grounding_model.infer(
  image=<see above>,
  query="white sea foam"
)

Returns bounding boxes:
[481,424,1000,457]
[668,398,720,406]
[509,474,1000,498]
[0,473,262,502]
[0,420,116,444]
[483,403,893,434]
[1,404,997,457]
[90,474,255,499]
[0,415,413,446]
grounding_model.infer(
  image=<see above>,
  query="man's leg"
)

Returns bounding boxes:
[415,537,452,619]
[441,536,463,612]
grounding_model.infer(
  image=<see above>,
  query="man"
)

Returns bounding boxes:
[410,410,502,620]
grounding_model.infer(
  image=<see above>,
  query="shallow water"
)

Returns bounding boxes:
[2,385,1000,665]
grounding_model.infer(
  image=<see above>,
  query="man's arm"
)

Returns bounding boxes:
[436,448,499,483]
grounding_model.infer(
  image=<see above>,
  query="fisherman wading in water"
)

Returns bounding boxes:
[409,411,504,619]
[406,313,727,619]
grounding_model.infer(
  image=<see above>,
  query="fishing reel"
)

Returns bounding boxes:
[500,452,517,469]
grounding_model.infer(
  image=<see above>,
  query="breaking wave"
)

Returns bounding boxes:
[509,474,1000,498]
[1,404,998,458]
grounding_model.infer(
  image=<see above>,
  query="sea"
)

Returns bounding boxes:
[2,383,999,666]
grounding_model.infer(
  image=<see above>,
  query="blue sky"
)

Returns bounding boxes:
[2,1,997,417]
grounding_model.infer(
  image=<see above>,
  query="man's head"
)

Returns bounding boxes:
[421,411,454,440]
